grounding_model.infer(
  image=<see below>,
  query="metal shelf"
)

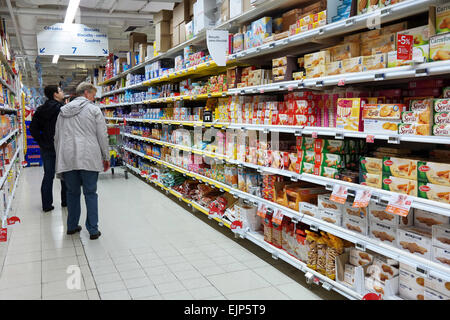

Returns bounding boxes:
[0,147,20,188]
[2,169,21,224]
[0,77,17,96]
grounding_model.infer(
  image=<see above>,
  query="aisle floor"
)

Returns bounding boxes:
[0,167,345,300]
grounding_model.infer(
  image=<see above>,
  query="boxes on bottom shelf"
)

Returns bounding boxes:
[399,263,425,300]
[432,246,450,268]
[425,273,450,296]
[414,209,450,231]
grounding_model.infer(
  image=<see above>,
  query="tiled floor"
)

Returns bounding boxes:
[0,167,345,300]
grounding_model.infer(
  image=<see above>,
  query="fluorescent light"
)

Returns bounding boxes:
[52,55,60,64]
[64,0,80,25]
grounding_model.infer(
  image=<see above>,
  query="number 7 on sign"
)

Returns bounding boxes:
[72,47,77,54]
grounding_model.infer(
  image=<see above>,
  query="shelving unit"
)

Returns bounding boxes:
[99,0,450,300]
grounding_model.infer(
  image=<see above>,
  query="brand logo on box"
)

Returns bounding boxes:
[383,178,392,184]
[384,160,393,166]
[419,165,430,172]
[419,185,431,192]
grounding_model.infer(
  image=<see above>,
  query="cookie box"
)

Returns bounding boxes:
[317,193,344,213]
[369,202,402,226]
[397,25,430,46]
[418,182,450,204]
[344,263,356,286]
[362,104,404,120]
[418,161,450,187]
[365,276,398,298]
[349,247,374,267]
[299,136,315,151]
[318,209,342,226]
[360,172,382,189]
[326,61,342,76]
[434,112,450,125]
[424,288,449,300]
[429,33,450,62]
[314,166,340,179]
[344,215,368,235]
[399,262,426,300]
[336,98,364,132]
[369,221,397,246]
[305,65,326,78]
[370,34,396,55]
[304,50,330,68]
[434,99,450,112]
[410,98,433,112]
[436,3,450,35]
[432,224,450,250]
[401,110,433,125]
[399,281,425,300]
[398,123,432,136]
[433,124,450,136]
[382,175,418,197]
[314,153,345,168]
[424,273,450,296]
[363,119,401,135]
[300,161,315,174]
[329,42,360,62]
[432,246,450,268]
[343,202,368,219]
[362,53,387,71]
[314,139,348,155]
[342,56,363,73]
[397,226,432,259]
[303,150,316,164]
[382,157,418,181]
[360,157,383,174]
[299,202,319,218]
[414,209,450,231]
[366,257,399,283]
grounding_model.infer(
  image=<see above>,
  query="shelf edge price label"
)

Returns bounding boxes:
[385,193,413,217]
[352,189,372,209]
[397,34,413,61]
[329,184,349,204]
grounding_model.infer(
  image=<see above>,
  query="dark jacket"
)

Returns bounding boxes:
[29,99,63,153]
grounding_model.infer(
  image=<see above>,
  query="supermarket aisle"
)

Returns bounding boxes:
[0,167,344,300]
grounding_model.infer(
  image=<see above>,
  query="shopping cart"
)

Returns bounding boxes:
[106,123,128,179]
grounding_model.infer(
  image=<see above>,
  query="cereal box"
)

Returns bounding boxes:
[382,175,418,197]
[436,3,450,35]
[418,161,450,187]
[418,182,450,204]
[357,0,369,15]
[429,33,450,62]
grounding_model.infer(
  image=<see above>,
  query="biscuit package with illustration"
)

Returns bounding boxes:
[414,209,450,231]
[436,3,450,35]
[397,226,432,259]
[430,33,450,62]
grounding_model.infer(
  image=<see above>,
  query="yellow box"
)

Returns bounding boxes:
[430,33,450,62]
[342,57,363,73]
[336,98,363,132]
[326,61,343,76]
[305,65,326,78]
[329,42,361,62]
[362,53,387,71]
[304,50,330,68]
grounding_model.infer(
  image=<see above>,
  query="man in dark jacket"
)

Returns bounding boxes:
[30,85,67,212]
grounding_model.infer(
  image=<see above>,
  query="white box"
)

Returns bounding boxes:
[318,194,343,214]
[369,221,397,247]
[399,282,425,300]
[344,263,356,285]
[319,209,342,226]
[343,215,368,236]
[343,201,368,219]
[193,0,216,34]
[424,288,449,300]
[432,246,450,268]
[365,275,399,298]
[299,202,319,218]
[399,263,425,300]
[349,248,374,267]
[366,257,400,283]
[414,209,450,231]
[397,226,432,259]
[425,274,450,296]
[432,224,450,250]
[368,202,413,227]
[229,0,243,18]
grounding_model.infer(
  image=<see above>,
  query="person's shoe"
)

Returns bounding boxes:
[43,206,54,213]
[67,226,82,235]
[90,231,101,240]
[61,203,67,208]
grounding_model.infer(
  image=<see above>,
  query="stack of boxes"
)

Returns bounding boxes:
[128,32,148,67]
[172,0,191,48]
[154,10,172,54]
[304,50,330,79]
[272,56,297,82]
[25,121,42,167]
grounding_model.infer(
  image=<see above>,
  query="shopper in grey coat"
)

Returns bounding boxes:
[55,82,110,240]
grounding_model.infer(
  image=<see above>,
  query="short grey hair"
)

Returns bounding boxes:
[76,82,97,96]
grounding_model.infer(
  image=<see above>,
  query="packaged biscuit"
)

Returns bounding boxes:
[319,209,342,226]
[418,182,450,204]
[410,98,433,112]
[424,288,450,300]
[336,98,364,132]
[315,166,340,179]
[344,215,368,235]
[398,123,431,136]
[414,209,449,231]
[397,25,430,46]
[326,61,342,76]
[369,221,397,246]
[401,110,433,125]
[300,202,319,218]
[305,65,326,78]
[436,3,450,35]
[371,33,396,54]
[383,157,418,180]
[368,202,399,226]
[314,139,347,154]
[362,53,387,71]
[433,124,450,136]
[424,273,450,296]
[444,87,450,98]
[432,224,450,250]
[382,175,418,196]
[362,104,405,120]
[293,71,305,80]
[381,21,408,35]
[357,0,369,15]
[318,193,343,213]
[342,56,363,73]
[301,161,315,174]
[363,119,400,134]
[343,202,368,219]
[303,150,316,163]
[301,137,315,151]
[360,157,383,174]
[434,99,450,112]
[304,50,330,68]
[432,246,450,268]
[349,247,374,267]
[329,43,360,62]
[418,161,450,187]
[397,226,432,259]
[387,45,429,67]
[272,66,287,76]
[434,112,450,125]
[360,172,382,189]
[315,153,345,168]
[430,33,450,62]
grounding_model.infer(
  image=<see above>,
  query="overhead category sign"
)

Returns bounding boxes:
[37,23,109,56]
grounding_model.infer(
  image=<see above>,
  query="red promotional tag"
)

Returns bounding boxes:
[7,216,21,225]
[397,34,413,61]
[312,132,318,138]
[230,221,243,230]
[338,79,346,87]
[366,134,375,143]
[0,228,7,242]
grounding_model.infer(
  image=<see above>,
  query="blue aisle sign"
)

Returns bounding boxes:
[37,23,109,56]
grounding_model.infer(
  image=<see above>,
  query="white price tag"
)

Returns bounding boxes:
[385,193,413,217]
[352,189,372,208]
[330,184,349,204]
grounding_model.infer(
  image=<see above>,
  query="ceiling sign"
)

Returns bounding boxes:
[37,23,109,56]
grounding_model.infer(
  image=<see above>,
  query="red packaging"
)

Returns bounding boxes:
[407,88,441,98]
[409,79,444,89]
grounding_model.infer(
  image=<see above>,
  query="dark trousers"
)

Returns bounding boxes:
[41,150,67,210]
[63,170,99,235]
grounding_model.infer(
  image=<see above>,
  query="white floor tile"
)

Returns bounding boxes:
[0,284,41,300]
[97,280,126,294]
[119,268,147,280]
[252,265,296,286]
[87,289,100,300]
[206,269,271,295]
[162,290,194,300]
[276,283,323,300]
[180,277,212,290]
[44,291,89,300]
[225,286,290,300]
[155,280,186,295]
[93,272,122,285]
[128,285,159,299]
[123,277,153,289]
[42,280,85,298]
[189,285,223,300]
[101,290,131,300]
[148,272,178,285]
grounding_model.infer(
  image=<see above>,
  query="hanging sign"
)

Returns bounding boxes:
[37,23,109,56]
[397,34,413,61]
[206,30,229,67]
[385,193,413,217]
[330,184,349,204]
[352,189,372,208]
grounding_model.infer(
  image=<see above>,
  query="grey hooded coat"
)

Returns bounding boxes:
[55,97,109,174]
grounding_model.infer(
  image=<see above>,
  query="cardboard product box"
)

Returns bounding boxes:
[172,24,180,47]
[381,21,408,35]
[433,124,450,136]
[362,53,387,71]
[156,21,171,37]
[397,226,432,259]
[344,215,369,235]
[173,0,190,26]
[362,104,405,120]
[368,202,414,227]
[410,98,433,112]
[326,61,343,76]
[349,247,374,267]
[430,33,450,62]
[220,0,229,23]
[434,99,450,112]
[299,202,319,218]
[193,0,216,34]
[342,56,363,73]
[370,33,396,55]
[398,123,432,136]
[434,111,450,125]
[155,34,171,53]
[370,221,397,246]
[399,282,425,300]
[344,263,356,285]
[329,42,360,62]
[367,257,399,283]
[229,0,251,19]
[436,3,450,35]
[154,10,173,24]
[359,172,382,189]
[363,119,401,135]
[336,98,364,132]
[414,209,449,231]
[382,174,418,197]
[424,288,450,300]
[399,263,426,297]
[397,25,430,47]
[360,157,383,174]
[382,157,418,181]
[432,246,450,268]
[179,22,187,43]
[425,273,450,296]
[129,32,148,52]
[317,193,344,213]
[401,109,433,125]
[304,50,330,68]
[432,224,450,250]
[418,161,450,187]
[305,65,326,78]
[319,209,342,226]
[418,182,450,204]
[281,8,303,32]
